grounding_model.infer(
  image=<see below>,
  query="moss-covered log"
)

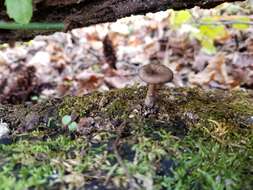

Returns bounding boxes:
[0,0,245,42]
[1,87,253,132]
[0,87,252,189]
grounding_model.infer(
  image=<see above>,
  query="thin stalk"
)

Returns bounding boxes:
[0,22,64,30]
[145,84,156,107]
[196,20,253,26]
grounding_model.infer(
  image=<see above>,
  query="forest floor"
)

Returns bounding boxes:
[0,2,253,190]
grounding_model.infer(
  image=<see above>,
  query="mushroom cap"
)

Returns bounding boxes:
[138,63,173,84]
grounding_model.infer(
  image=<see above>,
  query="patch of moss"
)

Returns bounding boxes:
[0,133,97,189]
[59,87,144,115]
[104,99,128,119]
[1,87,253,189]
[59,92,103,117]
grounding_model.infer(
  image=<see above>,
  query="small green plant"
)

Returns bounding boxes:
[61,115,78,132]
[5,0,33,24]
[2,0,64,30]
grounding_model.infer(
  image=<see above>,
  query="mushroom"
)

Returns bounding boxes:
[138,62,173,107]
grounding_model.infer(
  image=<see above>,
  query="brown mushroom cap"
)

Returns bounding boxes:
[138,63,173,84]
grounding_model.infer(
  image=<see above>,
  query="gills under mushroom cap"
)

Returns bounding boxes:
[138,63,173,84]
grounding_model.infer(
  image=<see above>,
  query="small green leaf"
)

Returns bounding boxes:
[199,24,226,40]
[5,0,33,24]
[232,17,250,30]
[47,118,56,128]
[68,122,78,132]
[31,96,39,101]
[201,39,216,55]
[170,10,192,28]
[62,115,72,126]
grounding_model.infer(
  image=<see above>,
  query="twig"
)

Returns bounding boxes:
[113,124,141,190]
[0,22,64,30]
[197,20,253,26]
[104,163,119,186]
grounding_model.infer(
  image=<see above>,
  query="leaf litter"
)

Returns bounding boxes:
[0,7,252,103]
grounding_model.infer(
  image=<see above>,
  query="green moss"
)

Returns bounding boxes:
[104,99,129,119]
[59,92,103,117]
[1,87,253,189]
[0,135,79,189]
[59,87,145,120]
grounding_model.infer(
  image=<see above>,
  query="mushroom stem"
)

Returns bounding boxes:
[139,62,173,108]
[145,84,157,107]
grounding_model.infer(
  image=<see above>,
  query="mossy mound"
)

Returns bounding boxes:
[0,87,252,189]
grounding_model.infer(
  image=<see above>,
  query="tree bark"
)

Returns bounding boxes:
[0,0,245,42]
